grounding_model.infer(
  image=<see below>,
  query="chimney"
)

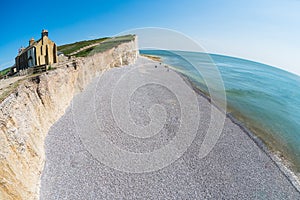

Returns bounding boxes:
[41,29,48,38]
[29,38,35,46]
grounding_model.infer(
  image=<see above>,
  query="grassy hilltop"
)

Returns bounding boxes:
[58,34,135,57]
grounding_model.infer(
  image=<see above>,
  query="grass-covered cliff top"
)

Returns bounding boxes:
[57,37,108,55]
[0,68,10,77]
[58,34,135,57]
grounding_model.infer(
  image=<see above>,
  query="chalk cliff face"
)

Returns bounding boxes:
[0,39,138,200]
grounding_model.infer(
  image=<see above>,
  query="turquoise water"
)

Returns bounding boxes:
[141,50,300,171]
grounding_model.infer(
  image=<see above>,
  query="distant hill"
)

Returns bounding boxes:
[58,34,135,57]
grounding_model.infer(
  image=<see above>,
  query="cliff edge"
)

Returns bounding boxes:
[0,37,138,200]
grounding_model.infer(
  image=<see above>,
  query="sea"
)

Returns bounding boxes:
[141,50,300,172]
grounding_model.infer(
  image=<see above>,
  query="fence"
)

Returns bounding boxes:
[29,65,47,74]
[17,65,47,76]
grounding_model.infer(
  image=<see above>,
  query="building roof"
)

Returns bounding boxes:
[17,45,35,57]
[57,51,64,56]
[16,36,54,57]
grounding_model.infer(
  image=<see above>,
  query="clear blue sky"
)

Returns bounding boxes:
[1,0,300,75]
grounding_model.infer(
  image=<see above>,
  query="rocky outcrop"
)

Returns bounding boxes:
[0,38,138,200]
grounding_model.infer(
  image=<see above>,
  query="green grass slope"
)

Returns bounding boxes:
[58,35,135,57]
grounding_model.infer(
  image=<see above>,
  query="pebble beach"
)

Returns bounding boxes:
[40,57,300,199]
